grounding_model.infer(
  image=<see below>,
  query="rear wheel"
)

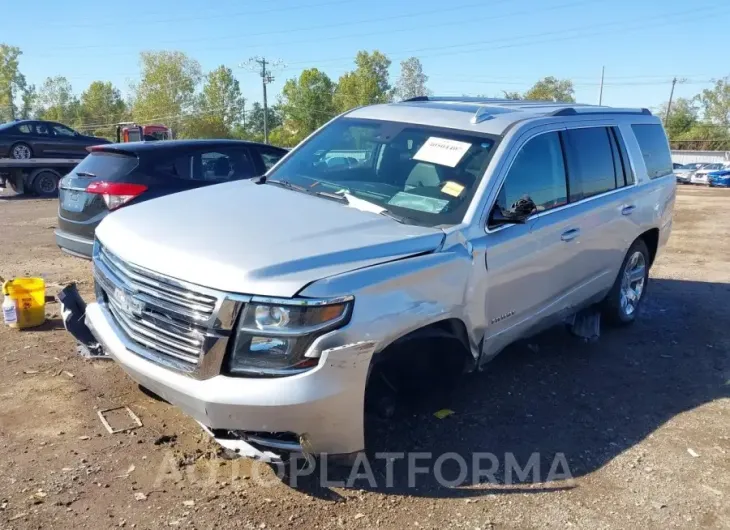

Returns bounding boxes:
[11,142,33,159]
[602,239,650,325]
[32,170,60,197]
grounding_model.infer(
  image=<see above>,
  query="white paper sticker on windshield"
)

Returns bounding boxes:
[413,137,471,168]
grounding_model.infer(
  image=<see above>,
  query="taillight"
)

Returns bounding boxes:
[86,181,147,210]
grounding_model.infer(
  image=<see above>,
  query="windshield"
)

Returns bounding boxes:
[266,118,498,227]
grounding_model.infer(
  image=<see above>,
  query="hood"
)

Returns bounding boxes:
[96,180,445,297]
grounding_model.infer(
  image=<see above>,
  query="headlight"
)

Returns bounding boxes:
[226,296,353,376]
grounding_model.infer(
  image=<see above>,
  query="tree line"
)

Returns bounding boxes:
[2,43,729,149]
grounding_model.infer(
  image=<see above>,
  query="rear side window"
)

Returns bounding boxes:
[258,147,286,170]
[563,127,617,200]
[17,124,32,134]
[496,132,567,213]
[73,152,138,179]
[611,127,635,186]
[631,124,672,179]
[198,149,256,181]
[155,149,257,181]
[153,155,193,180]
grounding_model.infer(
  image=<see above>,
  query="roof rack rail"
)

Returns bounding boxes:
[550,107,652,117]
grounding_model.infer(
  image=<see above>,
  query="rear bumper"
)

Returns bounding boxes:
[84,302,373,456]
[55,229,93,259]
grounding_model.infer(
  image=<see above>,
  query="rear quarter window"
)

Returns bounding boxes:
[631,124,673,179]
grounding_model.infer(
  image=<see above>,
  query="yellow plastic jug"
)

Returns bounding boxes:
[2,277,46,329]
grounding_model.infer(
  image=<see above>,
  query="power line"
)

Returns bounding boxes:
[28,0,576,58]
[38,0,357,31]
[27,4,729,85]
[31,0,497,54]
[279,3,730,69]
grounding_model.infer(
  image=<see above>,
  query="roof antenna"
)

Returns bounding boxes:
[471,106,493,124]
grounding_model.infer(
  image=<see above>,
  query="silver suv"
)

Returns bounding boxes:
[84,97,675,461]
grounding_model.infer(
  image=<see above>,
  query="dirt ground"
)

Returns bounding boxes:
[0,185,728,530]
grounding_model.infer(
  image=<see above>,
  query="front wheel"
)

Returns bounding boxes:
[602,239,650,325]
[11,142,33,159]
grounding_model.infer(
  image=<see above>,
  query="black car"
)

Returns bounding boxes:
[0,120,110,159]
[55,139,288,258]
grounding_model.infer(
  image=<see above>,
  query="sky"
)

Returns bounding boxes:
[2,0,729,123]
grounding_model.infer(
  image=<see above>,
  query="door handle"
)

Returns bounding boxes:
[561,228,580,242]
[621,205,636,216]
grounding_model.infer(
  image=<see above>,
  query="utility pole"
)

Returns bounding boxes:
[665,77,678,125]
[598,66,605,105]
[240,56,284,145]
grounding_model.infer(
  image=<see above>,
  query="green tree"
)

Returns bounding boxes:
[334,50,392,112]
[19,84,36,119]
[77,81,127,138]
[524,77,575,102]
[237,102,283,142]
[36,76,81,124]
[698,76,730,127]
[0,44,29,122]
[132,51,202,135]
[278,68,336,144]
[673,123,730,151]
[184,65,244,139]
[503,77,575,102]
[656,98,698,139]
[394,57,430,101]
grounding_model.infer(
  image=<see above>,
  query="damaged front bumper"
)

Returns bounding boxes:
[83,301,374,459]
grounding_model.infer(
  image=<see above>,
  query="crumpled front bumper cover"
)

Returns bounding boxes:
[84,302,374,457]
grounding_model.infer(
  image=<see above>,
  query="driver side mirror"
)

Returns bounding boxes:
[489,195,538,227]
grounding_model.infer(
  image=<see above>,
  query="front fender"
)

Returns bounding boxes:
[299,248,480,360]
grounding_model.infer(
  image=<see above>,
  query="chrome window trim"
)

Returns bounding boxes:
[483,123,640,235]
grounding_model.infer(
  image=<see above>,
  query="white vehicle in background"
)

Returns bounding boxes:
[690,162,729,185]
[674,163,705,185]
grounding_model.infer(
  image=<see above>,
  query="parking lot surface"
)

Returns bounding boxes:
[1,186,728,529]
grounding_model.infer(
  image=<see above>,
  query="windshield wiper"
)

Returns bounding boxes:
[75,171,96,178]
[311,190,348,203]
[336,190,411,224]
[263,179,309,193]
[378,209,409,224]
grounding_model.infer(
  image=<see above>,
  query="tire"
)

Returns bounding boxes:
[32,170,60,197]
[602,239,650,326]
[10,142,33,159]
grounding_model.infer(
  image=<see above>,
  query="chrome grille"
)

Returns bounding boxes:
[93,242,227,374]
[97,244,218,322]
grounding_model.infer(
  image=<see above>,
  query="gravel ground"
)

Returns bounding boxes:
[0,185,728,529]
